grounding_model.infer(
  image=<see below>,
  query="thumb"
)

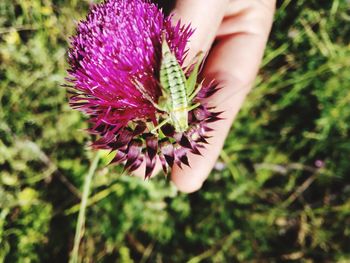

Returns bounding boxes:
[171,0,229,62]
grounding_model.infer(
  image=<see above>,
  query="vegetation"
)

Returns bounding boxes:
[1,0,349,261]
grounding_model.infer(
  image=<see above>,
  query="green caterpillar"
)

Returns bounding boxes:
[134,35,204,133]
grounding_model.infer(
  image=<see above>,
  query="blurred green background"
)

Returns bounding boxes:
[1,0,350,262]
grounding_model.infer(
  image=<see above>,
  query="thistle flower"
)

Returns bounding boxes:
[67,0,221,178]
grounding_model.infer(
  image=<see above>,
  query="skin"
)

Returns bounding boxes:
[134,0,276,193]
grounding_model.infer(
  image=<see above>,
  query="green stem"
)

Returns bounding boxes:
[70,153,100,263]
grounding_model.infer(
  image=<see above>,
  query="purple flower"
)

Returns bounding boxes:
[67,0,221,178]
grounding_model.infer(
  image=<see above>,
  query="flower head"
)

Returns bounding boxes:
[67,0,221,178]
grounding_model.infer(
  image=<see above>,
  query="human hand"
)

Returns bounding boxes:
[135,0,276,192]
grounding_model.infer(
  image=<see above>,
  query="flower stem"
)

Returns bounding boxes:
[70,153,100,263]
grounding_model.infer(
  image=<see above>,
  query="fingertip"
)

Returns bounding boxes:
[171,168,205,193]
[171,150,216,193]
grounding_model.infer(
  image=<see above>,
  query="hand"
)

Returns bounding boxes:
[135,0,276,193]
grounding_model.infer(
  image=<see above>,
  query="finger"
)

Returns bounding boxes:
[172,0,229,62]
[133,0,229,179]
[171,0,276,193]
[207,0,276,103]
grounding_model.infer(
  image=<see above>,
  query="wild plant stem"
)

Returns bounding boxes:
[70,153,100,263]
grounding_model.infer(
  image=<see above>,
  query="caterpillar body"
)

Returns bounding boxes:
[159,39,189,132]
[134,36,203,133]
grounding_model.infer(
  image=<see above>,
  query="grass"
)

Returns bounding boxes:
[1,0,350,262]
